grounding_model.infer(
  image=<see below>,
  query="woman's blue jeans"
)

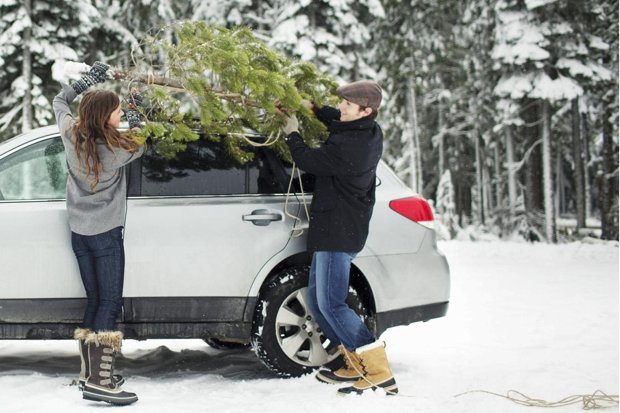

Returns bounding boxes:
[71,226,125,332]
[307,251,375,351]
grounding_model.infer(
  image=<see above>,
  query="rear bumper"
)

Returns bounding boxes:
[375,301,448,336]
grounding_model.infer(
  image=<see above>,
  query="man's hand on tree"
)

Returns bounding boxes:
[282,115,299,136]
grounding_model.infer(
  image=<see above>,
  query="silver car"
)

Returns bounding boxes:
[0,125,450,377]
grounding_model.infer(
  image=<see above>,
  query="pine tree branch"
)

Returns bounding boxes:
[112,70,262,108]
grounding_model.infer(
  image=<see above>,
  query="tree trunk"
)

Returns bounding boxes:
[494,141,502,210]
[483,154,492,215]
[555,151,563,216]
[475,133,484,224]
[600,97,619,240]
[541,100,557,243]
[438,100,445,177]
[21,0,33,133]
[454,138,472,226]
[571,98,586,228]
[523,100,544,214]
[406,75,422,193]
[581,112,592,222]
[505,125,517,216]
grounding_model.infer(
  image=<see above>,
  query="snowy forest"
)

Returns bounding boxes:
[0,0,618,242]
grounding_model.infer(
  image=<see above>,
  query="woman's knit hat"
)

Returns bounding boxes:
[337,80,382,111]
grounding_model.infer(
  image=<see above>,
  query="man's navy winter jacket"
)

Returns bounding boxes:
[285,106,383,253]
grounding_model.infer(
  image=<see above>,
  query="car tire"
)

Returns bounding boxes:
[250,266,371,377]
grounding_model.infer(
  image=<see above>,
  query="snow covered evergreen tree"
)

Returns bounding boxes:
[435,169,460,239]
[592,0,619,240]
[222,0,384,81]
[0,0,96,141]
[375,0,470,218]
[491,0,615,242]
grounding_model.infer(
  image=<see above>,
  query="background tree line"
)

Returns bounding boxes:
[0,0,617,241]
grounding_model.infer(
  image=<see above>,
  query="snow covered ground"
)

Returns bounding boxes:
[1,240,618,413]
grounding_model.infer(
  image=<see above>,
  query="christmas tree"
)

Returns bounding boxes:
[113,21,339,162]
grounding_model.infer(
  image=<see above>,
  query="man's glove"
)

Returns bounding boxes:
[282,114,299,136]
[125,89,143,129]
[71,61,109,95]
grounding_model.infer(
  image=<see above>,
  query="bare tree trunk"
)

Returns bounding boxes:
[555,151,563,216]
[601,96,619,240]
[581,112,592,222]
[505,125,517,216]
[494,141,502,210]
[541,100,557,243]
[524,99,544,215]
[21,0,33,133]
[571,98,586,228]
[438,100,445,177]
[475,133,484,224]
[483,152,492,216]
[406,76,422,193]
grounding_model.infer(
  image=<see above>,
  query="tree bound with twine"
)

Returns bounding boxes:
[111,21,339,163]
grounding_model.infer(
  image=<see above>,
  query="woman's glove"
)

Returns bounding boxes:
[70,61,109,94]
[125,89,143,129]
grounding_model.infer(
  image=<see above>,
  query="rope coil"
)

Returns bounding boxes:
[454,389,619,410]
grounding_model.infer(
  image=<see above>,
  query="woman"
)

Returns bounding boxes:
[53,62,143,406]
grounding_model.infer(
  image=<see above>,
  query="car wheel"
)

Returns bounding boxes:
[250,266,371,377]
[204,337,250,350]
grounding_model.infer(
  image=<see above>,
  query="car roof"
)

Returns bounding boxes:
[0,125,61,154]
[1,126,406,193]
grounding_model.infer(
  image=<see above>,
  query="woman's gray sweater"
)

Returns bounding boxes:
[53,84,144,236]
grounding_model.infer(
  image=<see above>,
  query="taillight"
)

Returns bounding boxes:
[389,196,434,228]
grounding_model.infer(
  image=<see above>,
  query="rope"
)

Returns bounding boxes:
[342,351,618,406]
[228,130,310,237]
[454,389,619,410]
[284,162,310,237]
[235,131,279,147]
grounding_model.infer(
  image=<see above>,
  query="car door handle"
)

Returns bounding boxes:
[242,209,283,226]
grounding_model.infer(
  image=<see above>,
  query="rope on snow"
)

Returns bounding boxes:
[454,389,619,410]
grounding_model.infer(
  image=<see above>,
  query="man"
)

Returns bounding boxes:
[281,80,398,395]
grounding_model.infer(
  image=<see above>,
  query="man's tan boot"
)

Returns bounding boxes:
[337,341,398,395]
[316,345,363,384]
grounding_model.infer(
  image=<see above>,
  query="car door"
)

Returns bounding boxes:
[0,132,87,322]
[122,139,301,322]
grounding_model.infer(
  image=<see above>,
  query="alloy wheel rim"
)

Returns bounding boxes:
[274,287,338,366]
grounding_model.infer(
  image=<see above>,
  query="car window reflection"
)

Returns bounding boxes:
[0,137,67,200]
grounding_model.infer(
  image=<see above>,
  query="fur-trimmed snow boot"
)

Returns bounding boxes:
[337,340,398,396]
[82,331,138,406]
[316,345,363,384]
[74,328,124,391]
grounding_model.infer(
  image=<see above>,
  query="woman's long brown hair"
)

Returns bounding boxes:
[70,90,140,192]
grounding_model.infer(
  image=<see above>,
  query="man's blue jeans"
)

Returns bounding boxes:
[307,251,375,351]
[71,226,125,332]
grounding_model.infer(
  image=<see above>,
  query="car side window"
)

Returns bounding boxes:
[0,137,67,200]
[248,148,287,194]
[140,139,287,196]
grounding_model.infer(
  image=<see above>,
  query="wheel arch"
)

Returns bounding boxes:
[349,262,377,319]
[244,252,378,333]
